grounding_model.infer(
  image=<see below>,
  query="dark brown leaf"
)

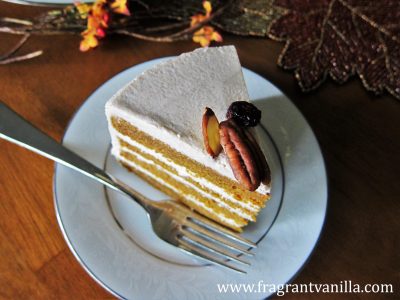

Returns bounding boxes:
[269,0,400,100]
[213,0,286,36]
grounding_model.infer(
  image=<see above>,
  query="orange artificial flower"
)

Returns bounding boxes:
[193,26,223,47]
[79,8,109,52]
[76,0,130,52]
[203,1,212,17]
[111,0,130,16]
[80,31,99,51]
[191,1,212,26]
[191,1,222,47]
[76,2,91,18]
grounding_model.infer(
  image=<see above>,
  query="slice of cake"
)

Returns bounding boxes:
[105,46,271,232]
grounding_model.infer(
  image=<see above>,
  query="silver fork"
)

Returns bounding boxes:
[0,102,256,273]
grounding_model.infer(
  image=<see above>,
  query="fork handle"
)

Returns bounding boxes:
[0,102,152,209]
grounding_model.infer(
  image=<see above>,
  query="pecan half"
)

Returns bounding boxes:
[219,119,261,191]
[243,128,271,186]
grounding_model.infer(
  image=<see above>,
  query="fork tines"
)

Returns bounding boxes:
[176,215,257,274]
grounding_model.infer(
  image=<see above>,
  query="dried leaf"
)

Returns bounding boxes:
[140,0,203,19]
[213,0,286,36]
[140,0,285,37]
[269,0,400,99]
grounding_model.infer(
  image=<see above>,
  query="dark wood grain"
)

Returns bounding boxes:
[0,2,399,299]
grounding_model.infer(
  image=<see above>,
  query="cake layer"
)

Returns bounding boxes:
[118,139,259,212]
[118,152,247,231]
[109,116,270,231]
[111,117,269,207]
[120,145,256,220]
[119,144,256,221]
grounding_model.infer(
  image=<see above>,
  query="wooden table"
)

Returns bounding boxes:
[0,2,399,299]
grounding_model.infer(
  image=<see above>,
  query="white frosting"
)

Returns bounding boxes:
[106,46,270,195]
[117,155,242,228]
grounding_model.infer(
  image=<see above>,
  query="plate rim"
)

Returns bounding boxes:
[2,0,88,6]
[53,58,328,300]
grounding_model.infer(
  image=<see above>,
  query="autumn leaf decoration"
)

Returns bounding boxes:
[2,0,399,99]
[191,1,223,47]
[76,0,130,52]
[75,0,222,50]
[269,0,400,99]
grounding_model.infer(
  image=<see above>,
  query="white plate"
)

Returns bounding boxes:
[54,58,327,299]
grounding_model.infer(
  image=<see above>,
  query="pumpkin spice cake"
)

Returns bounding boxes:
[105,46,271,231]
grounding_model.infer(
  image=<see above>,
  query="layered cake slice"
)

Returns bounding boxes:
[105,46,271,232]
